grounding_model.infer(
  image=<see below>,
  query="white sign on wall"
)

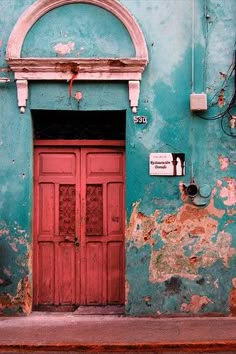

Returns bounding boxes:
[149,153,185,176]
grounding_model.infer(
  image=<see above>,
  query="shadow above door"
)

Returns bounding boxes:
[32,110,126,140]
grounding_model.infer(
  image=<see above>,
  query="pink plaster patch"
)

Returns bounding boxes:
[218,155,230,171]
[53,41,75,56]
[3,268,11,277]
[219,178,236,206]
[181,295,213,313]
[0,228,9,236]
[9,242,18,252]
[125,280,130,305]
[126,201,159,248]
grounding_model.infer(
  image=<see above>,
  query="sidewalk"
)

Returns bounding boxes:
[0,312,236,353]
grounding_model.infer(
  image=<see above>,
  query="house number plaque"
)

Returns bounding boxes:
[133,116,147,124]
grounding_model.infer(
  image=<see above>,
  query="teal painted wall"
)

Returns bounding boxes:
[0,0,235,315]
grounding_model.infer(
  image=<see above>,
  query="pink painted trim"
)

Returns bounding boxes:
[6,0,148,60]
[14,72,142,81]
[16,79,28,113]
[34,140,125,146]
[128,81,140,113]
[8,58,146,81]
[5,1,148,113]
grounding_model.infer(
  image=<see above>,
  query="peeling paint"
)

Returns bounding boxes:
[218,155,230,171]
[0,221,31,315]
[217,89,225,107]
[3,268,11,277]
[53,41,75,56]
[229,278,236,316]
[126,191,235,286]
[219,178,236,206]
[125,280,130,305]
[9,242,18,252]
[181,295,213,314]
[0,276,31,315]
[150,207,234,282]
[126,201,159,248]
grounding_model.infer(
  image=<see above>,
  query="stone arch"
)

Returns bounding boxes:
[6,0,148,59]
[6,0,148,113]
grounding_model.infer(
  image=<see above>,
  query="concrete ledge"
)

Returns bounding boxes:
[1,314,236,352]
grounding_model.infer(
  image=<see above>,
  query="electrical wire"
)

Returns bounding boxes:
[191,0,195,93]
[208,63,235,105]
[221,114,236,138]
[203,0,209,92]
[194,56,235,128]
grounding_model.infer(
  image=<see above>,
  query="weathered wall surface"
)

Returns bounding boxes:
[0,0,235,315]
[123,0,236,316]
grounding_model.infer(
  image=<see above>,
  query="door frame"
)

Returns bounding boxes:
[33,139,125,310]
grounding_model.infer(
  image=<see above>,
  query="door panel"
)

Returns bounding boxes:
[34,145,124,308]
[39,153,76,176]
[38,242,54,304]
[108,183,124,235]
[86,242,103,305]
[38,183,54,235]
[59,242,76,304]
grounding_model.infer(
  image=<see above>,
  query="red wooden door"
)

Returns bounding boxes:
[33,145,125,309]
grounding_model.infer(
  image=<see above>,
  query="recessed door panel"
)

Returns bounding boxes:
[38,242,55,304]
[108,183,124,236]
[107,241,124,303]
[86,242,103,305]
[59,242,76,304]
[38,183,54,235]
[87,153,123,176]
[39,153,76,176]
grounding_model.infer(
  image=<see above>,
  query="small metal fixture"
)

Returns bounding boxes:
[229,115,236,132]
[184,178,199,199]
[183,178,212,206]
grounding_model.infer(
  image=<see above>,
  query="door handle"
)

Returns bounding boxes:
[74,236,80,247]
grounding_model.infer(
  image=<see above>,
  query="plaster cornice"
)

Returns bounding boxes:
[5,0,148,113]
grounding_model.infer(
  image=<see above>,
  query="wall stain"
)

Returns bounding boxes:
[165,277,182,295]
[143,295,152,307]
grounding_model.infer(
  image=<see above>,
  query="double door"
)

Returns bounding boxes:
[33,145,125,308]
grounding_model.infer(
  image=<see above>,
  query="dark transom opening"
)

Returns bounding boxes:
[32,110,126,140]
